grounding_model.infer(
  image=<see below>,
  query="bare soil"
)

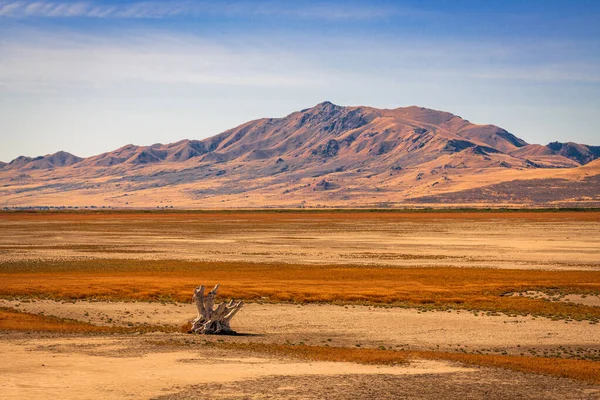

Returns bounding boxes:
[3,336,474,400]
[1,211,599,399]
[2,300,599,358]
[1,211,599,270]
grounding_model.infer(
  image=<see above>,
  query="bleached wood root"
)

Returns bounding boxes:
[190,284,243,335]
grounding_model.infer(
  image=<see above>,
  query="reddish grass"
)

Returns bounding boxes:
[415,351,600,385]
[218,342,600,384]
[0,307,183,334]
[2,304,598,385]
[219,342,409,365]
[0,306,112,333]
[1,259,599,320]
[1,210,599,222]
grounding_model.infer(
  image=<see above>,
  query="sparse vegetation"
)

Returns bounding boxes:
[0,306,112,333]
[150,339,600,385]
[2,260,599,321]
[0,306,183,334]
[1,210,599,395]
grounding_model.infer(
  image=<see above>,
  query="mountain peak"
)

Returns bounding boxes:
[316,100,338,107]
[300,101,342,113]
[546,141,600,165]
[1,102,599,207]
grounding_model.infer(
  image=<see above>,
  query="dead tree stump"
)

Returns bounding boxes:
[190,284,243,335]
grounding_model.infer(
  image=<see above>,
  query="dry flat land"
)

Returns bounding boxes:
[1,211,599,399]
[1,210,599,269]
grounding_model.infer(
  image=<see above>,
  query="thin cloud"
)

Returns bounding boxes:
[2,26,599,98]
[0,0,400,20]
[0,30,328,93]
[471,65,600,84]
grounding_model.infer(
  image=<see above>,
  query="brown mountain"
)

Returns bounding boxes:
[1,102,599,208]
[2,151,83,171]
[511,142,600,168]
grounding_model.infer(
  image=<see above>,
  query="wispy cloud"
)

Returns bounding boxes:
[0,29,328,93]
[2,25,599,98]
[0,0,399,20]
[471,64,600,84]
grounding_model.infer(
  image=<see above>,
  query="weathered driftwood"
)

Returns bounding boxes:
[190,284,243,335]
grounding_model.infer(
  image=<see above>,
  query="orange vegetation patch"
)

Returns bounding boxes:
[219,342,600,384]
[2,260,600,320]
[1,210,599,222]
[0,307,184,334]
[220,342,408,365]
[0,306,111,333]
[417,351,600,385]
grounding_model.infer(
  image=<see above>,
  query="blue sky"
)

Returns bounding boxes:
[1,0,599,161]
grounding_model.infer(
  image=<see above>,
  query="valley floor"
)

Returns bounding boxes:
[1,211,599,399]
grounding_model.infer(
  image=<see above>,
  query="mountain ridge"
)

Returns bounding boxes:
[3,102,597,171]
[1,102,599,208]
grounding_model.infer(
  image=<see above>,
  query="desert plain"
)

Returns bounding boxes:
[1,210,600,399]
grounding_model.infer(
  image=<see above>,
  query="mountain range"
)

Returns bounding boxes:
[1,101,599,208]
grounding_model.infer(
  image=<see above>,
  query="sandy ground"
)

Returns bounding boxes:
[3,300,599,356]
[2,212,599,398]
[510,291,600,308]
[2,298,599,398]
[156,371,600,400]
[1,212,599,270]
[2,336,472,400]
[2,336,599,400]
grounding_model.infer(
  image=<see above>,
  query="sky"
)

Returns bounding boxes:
[1,0,599,162]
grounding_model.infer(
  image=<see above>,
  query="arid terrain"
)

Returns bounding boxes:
[1,102,599,209]
[3,0,599,398]
[1,210,599,399]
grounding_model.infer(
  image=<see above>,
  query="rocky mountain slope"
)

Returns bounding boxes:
[3,151,83,171]
[1,102,599,208]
